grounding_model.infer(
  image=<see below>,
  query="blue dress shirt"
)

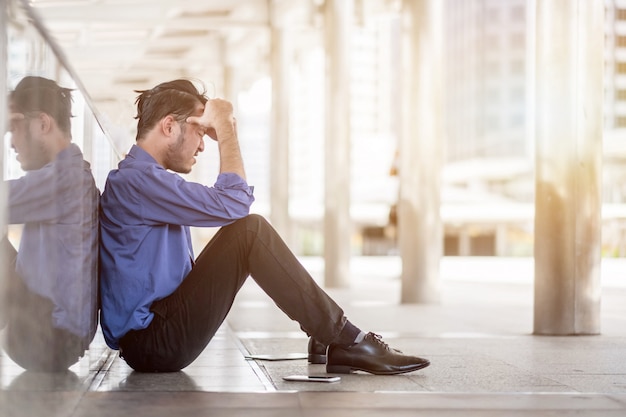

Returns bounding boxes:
[8,143,100,342]
[99,145,255,349]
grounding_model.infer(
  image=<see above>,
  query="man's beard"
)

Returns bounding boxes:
[20,129,49,171]
[165,130,191,174]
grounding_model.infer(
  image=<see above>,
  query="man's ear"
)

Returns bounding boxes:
[36,112,54,134]
[161,115,177,137]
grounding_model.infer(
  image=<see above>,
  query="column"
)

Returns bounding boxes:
[533,0,603,335]
[324,0,352,288]
[398,0,443,303]
[269,22,291,242]
[223,65,238,111]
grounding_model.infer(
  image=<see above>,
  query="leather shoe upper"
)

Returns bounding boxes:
[326,332,430,375]
[307,337,327,364]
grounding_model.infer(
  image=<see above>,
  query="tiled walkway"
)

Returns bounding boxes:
[2,256,626,416]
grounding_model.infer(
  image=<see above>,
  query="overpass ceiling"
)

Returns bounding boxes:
[19,0,314,126]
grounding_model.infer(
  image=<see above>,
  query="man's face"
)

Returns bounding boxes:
[164,105,206,174]
[8,110,49,171]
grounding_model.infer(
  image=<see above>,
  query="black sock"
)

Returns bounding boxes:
[335,320,362,347]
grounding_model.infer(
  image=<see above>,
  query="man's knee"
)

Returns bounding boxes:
[223,214,277,242]
[238,213,270,229]
[238,214,279,237]
[245,213,267,224]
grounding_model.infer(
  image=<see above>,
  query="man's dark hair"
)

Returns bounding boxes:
[10,76,74,134]
[134,79,208,141]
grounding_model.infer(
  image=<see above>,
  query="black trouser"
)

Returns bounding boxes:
[1,238,85,372]
[119,214,349,372]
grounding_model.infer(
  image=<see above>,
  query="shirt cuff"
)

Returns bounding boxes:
[214,172,254,195]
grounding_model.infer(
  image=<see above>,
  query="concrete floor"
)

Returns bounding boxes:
[2,256,626,416]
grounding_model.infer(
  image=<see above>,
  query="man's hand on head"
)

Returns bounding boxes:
[186,97,244,179]
[186,98,235,142]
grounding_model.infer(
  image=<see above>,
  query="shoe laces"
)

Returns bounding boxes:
[368,332,404,353]
[368,332,390,350]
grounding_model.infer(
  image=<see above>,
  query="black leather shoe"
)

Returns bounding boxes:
[308,337,327,364]
[326,332,430,375]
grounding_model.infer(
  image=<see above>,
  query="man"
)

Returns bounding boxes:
[99,79,430,375]
[1,76,100,371]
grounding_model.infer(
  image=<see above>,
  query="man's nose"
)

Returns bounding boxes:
[198,138,205,153]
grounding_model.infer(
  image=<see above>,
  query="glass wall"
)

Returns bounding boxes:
[1,0,119,389]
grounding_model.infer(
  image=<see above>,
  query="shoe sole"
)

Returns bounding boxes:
[326,361,430,375]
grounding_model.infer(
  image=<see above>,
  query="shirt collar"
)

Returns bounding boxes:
[125,144,159,165]
[57,143,82,161]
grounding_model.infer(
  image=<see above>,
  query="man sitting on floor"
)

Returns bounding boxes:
[98,79,430,375]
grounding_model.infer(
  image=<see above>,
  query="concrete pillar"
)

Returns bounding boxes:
[459,231,471,257]
[269,22,291,242]
[398,0,443,303]
[223,65,238,110]
[323,0,352,288]
[533,0,603,335]
[495,225,507,257]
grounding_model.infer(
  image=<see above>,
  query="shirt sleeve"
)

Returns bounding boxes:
[120,165,255,227]
[7,163,76,224]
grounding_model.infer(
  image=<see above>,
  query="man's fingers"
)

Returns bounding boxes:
[187,98,219,127]
[186,99,233,141]
[185,115,208,126]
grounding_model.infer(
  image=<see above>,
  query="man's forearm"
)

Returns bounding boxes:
[216,121,246,180]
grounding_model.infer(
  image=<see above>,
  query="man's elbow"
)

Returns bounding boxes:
[221,195,254,220]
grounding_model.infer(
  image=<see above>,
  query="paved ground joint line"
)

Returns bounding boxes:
[85,348,118,392]
[226,324,277,392]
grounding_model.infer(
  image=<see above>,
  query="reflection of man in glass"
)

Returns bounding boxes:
[1,76,99,371]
